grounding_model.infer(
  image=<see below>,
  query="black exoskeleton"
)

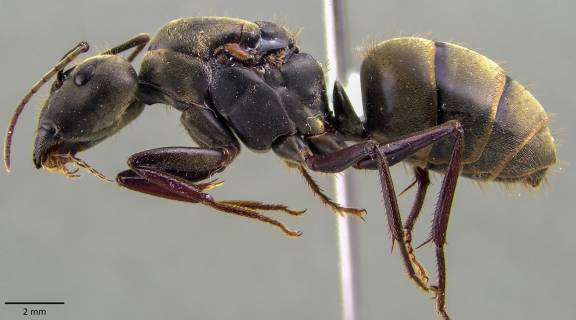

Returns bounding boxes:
[4,17,557,320]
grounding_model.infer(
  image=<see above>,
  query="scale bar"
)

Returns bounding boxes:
[5,302,64,305]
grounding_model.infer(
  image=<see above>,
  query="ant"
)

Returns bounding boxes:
[4,17,557,319]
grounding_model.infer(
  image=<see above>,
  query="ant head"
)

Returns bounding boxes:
[4,34,150,172]
[33,54,143,168]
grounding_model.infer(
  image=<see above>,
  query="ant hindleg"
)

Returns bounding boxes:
[355,162,432,286]
[297,120,464,319]
[402,167,432,286]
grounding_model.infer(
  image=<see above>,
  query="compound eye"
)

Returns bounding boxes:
[74,64,96,86]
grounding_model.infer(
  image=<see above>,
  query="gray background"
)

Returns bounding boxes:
[0,0,574,319]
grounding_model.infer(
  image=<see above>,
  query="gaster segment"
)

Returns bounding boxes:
[430,41,506,164]
[362,38,438,144]
[360,37,556,187]
[462,78,554,184]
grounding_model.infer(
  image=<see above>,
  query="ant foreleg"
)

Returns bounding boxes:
[101,33,151,62]
[116,147,302,237]
[218,200,306,216]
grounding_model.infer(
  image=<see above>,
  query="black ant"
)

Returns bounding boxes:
[4,17,557,319]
